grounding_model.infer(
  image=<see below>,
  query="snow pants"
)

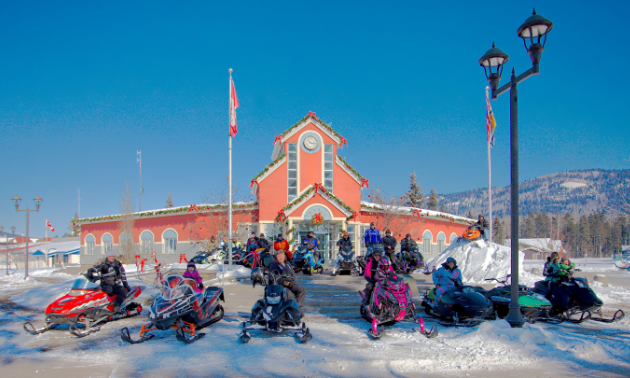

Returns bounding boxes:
[286,283,306,309]
[102,284,127,307]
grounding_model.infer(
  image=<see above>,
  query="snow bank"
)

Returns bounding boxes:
[427,239,523,283]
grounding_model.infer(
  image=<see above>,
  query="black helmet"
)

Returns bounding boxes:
[250,267,266,288]
[406,233,411,238]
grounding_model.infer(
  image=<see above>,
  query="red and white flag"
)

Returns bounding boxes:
[229,78,239,137]
[46,220,54,232]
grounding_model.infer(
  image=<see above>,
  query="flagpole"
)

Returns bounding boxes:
[228,68,233,273]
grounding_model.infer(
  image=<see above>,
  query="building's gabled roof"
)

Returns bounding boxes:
[271,112,346,161]
[279,184,355,220]
[250,153,287,195]
[336,156,366,185]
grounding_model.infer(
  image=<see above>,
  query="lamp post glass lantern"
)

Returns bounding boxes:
[478,9,553,328]
[13,195,43,279]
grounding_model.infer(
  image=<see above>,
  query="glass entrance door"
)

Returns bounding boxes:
[296,221,339,267]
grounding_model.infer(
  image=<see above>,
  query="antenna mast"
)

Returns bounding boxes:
[137,151,143,211]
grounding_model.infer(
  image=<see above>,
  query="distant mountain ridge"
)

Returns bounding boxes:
[439,169,630,218]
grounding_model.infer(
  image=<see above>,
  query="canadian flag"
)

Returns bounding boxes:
[229,78,239,137]
[46,220,54,232]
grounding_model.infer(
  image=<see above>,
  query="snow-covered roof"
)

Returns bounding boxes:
[360,201,475,225]
[75,201,258,224]
[508,238,563,252]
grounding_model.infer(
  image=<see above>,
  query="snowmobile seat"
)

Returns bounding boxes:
[534,280,552,296]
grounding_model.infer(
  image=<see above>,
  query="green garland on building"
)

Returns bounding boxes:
[280,184,355,220]
[278,113,345,142]
[337,156,365,182]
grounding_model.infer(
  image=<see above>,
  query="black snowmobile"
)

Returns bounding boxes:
[422,278,493,327]
[397,247,425,274]
[292,245,324,275]
[475,276,554,322]
[532,278,624,324]
[121,275,225,344]
[239,269,312,343]
[332,247,360,276]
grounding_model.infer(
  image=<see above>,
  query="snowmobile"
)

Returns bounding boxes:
[475,276,553,322]
[241,248,275,270]
[359,271,437,339]
[293,245,324,274]
[422,278,493,327]
[121,274,224,344]
[532,278,624,324]
[332,247,360,276]
[24,276,143,337]
[191,248,226,266]
[397,248,425,274]
[239,270,312,343]
[457,225,483,242]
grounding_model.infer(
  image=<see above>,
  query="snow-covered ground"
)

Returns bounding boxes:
[1,254,629,377]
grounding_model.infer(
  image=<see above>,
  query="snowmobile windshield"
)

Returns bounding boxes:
[161,275,195,300]
[70,279,100,292]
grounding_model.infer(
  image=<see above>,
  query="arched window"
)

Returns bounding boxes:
[450,233,458,244]
[85,235,95,255]
[423,230,432,255]
[141,231,154,255]
[163,229,177,254]
[102,234,113,255]
[437,232,446,254]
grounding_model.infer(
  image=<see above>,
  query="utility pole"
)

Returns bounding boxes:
[78,189,81,218]
[137,151,143,212]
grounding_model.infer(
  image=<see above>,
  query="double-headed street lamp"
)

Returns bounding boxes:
[13,195,43,279]
[478,9,554,328]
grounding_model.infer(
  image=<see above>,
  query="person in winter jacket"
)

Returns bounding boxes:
[546,255,575,284]
[269,250,306,308]
[475,215,490,240]
[183,261,204,292]
[543,252,559,277]
[246,233,259,253]
[88,249,131,312]
[400,233,418,252]
[302,231,320,261]
[431,257,463,303]
[274,234,290,258]
[382,229,398,271]
[364,222,382,256]
[335,232,355,266]
[257,233,271,252]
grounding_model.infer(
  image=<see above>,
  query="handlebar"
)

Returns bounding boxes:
[484,274,511,285]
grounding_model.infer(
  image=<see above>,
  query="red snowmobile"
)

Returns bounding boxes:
[23,276,143,338]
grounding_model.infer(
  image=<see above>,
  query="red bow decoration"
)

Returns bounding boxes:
[277,209,287,221]
[413,209,422,217]
[314,182,326,193]
[351,211,358,220]
[361,178,369,189]
[179,254,188,263]
[339,138,348,147]
[314,213,323,224]
[250,179,258,188]
[451,219,455,224]
[188,204,199,213]
[308,111,316,117]
[273,135,282,145]
[151,252,158,264]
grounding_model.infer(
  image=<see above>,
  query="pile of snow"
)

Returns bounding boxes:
[427,239,523,284]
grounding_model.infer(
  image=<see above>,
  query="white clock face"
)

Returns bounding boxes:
[303,136,318,150]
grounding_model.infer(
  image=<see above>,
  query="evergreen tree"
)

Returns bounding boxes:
[166,191,174,208]
[404,173,425,208]
[439,203,446,213]
[67,212,80,237]
[467,210,473,219]
[524,212,536,238]
[493,218,504,245]
[426,189,439,210]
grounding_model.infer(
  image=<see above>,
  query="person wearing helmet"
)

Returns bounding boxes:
[360,250,392,303]
[364,222,382,256]
[87,249,131,313]
[374,257,395,281]
[269,250,306,308]
[431,257,462,304]
[382,229,399,271]
[475,214,490,240]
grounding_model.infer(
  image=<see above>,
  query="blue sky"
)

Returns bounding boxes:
[1,1,629,237]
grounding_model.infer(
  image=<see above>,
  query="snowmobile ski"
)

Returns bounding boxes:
[412,317,438,339]
[175,327,206,343]
[589,309,624,323]
[120,326,156,344]
[239,328,251,343]
[23,320,55,335]
[293,322,312,343]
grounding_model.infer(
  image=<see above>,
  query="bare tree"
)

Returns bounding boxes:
[118,181,137,263]
[367,188,425,238]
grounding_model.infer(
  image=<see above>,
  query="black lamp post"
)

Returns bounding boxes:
[478,9,553,328]
[13,195,43,279]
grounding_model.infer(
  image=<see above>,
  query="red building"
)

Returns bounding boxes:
[78,113,473,266]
